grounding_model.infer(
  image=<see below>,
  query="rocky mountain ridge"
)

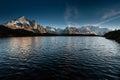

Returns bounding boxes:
[0,16,110,36]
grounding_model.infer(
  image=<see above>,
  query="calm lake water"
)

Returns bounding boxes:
[0,37,120,80]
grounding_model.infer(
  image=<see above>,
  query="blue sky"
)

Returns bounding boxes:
[0,0,120,29]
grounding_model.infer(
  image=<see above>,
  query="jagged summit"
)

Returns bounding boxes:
[18,16,27,19]
[3,16,47,34]
[16,16,30,22]
[5,16,37,29]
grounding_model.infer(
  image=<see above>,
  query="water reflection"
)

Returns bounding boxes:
[8,37,40,61]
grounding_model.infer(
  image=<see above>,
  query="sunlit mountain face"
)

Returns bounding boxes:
[0,0,120,29]
[0,16,110,36]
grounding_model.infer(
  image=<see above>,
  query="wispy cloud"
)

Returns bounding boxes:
[64,6,80,27]
[96,15,120,26]
[102,10,120,19]
[95,10,120,26]
[64,6,72,21]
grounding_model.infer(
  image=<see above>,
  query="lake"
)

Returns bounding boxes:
[0,36,120,80]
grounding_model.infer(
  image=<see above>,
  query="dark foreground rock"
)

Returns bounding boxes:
[104,30,120,43]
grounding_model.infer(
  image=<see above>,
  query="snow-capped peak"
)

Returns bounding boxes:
[5,16,38,29]
[17,16,30,22]
[45,26,110,35]
[15,16,31,25]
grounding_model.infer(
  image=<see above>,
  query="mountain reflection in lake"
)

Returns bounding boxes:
[0,37,120,80]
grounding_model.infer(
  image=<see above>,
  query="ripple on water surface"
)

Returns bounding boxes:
[0,37,120,80]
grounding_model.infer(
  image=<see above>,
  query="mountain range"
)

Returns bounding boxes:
[46,26,110,35]
[0,16,110,37]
